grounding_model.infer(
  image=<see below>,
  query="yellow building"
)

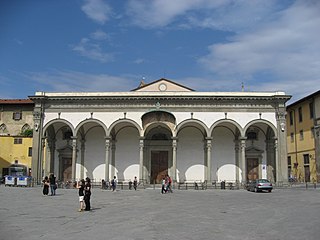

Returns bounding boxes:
[0,99,34,179]
[286,90,320,183]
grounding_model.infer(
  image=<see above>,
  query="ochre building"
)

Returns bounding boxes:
[286,90,320,182]
[0,99,34,178]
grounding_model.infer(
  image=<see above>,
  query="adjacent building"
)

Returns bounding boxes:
[0,99,34,179]
[29,79,291,185]
[286,90,320,182]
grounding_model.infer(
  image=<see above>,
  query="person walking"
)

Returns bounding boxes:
[166,174,173,193]
[133,176,138,191]
[76,179,85,212]
[42,176,49,196]
[49,173,56,196]
[111,176,117,192]
[84,177,91,211]
[161,177,167,194]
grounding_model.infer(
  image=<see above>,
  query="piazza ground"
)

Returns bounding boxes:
[0,185,319,240]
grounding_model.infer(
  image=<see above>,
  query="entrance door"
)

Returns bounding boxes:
[304,165,310,182]
[151,151,168,184]
[247,158,259,181]
[61,157,72,182]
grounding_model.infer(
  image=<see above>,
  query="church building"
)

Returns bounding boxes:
[29,78,291,185]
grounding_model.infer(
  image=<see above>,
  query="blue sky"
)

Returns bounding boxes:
[1,0,319,103]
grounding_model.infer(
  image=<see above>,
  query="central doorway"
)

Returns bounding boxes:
[247,158,259,181]
[151,151,168,184]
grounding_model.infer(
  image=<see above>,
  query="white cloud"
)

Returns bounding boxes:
[133,58,145,64]
[90,30,109,40]
[81,0,112,24]
[72,38,113,62]
[125,0,281,31]
[25,70,139,92]
[198,0,320,102]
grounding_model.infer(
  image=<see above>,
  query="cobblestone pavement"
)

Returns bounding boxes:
[0,185,319,240]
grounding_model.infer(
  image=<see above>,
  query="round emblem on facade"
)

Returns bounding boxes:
[159,83,167,91]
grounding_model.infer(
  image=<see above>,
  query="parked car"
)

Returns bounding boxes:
[247,179,273,192]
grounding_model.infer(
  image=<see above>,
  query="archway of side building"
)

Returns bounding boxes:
[244,120,277,183]
[42,119,75,182]
[176,120,208,183]
[210,120,242,184]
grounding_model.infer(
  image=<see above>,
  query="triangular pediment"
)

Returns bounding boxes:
[131,78,194,92]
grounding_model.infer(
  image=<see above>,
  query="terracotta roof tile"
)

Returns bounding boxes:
[0,99,34,104]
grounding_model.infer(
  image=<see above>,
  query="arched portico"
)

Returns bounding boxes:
[176,119,209,182]
[108,119,141,182]
[244,119,277,182]
[42,119,75,182]
[210,120,242,183]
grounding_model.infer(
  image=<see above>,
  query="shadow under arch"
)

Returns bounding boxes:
[244,119,277,139]
[175,118,209,138]
[209,119,243,138]
[75,118,108,137]
[43,118,75,137]
[143,121,174,138]
[107,118,142,137]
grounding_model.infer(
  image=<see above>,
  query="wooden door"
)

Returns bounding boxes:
[151,151,168,184]
[247,158,259,181]
[62,158,72,182]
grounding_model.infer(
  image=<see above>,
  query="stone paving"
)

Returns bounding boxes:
[0,185,320,240]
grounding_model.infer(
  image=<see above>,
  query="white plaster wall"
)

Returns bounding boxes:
[44,111,277,138]
[177,127,204,182]
[115,127,140,181]
[228,112,276,129]
[83,126,105,181]
[212,127,236,181]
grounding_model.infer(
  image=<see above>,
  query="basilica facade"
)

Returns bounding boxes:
[30,79,291,185]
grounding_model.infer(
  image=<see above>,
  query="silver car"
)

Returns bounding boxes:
[247,179,273,192]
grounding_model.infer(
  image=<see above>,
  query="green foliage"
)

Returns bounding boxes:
[21,129,33,137]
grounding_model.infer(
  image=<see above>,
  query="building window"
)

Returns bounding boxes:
[311,127,315,138]
[303,154,310,165]
[0,123,8,135]
[28,147,32,157]
[309,102,314,119]
[14,138,23,144]
[290,132,294,142]
[299,130,304,140]
[288,156,292,167]
[13,112,22,120]
[247,131,257,140]
[298,107,303,122]
[289,111,294,125]
[63,131,73,140]
[288,156,292,178]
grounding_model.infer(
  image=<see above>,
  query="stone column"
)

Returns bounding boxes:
[47,138,56,174]
[274,138,279,182]
[139,138,144,182]
[80,139,85,180]
[234,139,240,183]
[172,138,178,182]
[40,137,46,179]
[266,139,275,182]
[276,109,288,182]
[71,137,77,182]
[105,138,110,182]
[206,137,212,183]
[240,137,247,183]
[31,105,45,184]
[110,140,116,178]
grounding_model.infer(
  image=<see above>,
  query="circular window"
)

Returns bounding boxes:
[159,83,167,91]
